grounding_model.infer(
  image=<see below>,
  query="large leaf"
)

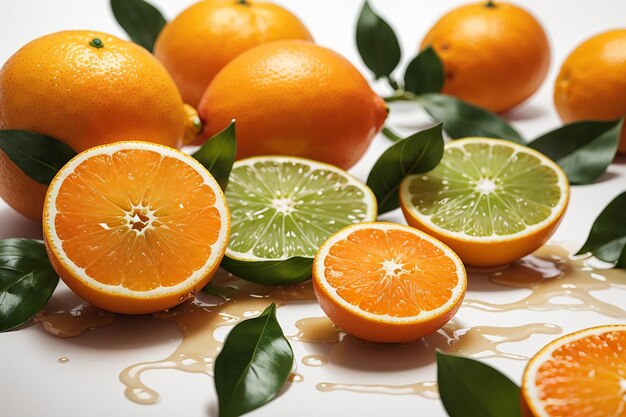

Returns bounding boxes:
[192,120,236,191]
[403,46,444,95]
[367,123,444,214]
[0,130,76,185]
[221,255,313,286]
[356,1,401,79]
[214,303,293,417]
[110,0,167,52]
[528,119,621,185]
[577,191,626,267]
[437,351,521,417]
[0,239,59,331]
[417,93,525,144]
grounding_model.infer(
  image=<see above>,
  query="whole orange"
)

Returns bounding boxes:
[153,0,313,108]
[0,30,192,221]
[554,29,626,154]
[421,1,550,112]
[197,41,388,170]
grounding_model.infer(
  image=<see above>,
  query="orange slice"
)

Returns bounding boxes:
[522,325,626,417]
[43,141,230,314]
[312,222,467,343]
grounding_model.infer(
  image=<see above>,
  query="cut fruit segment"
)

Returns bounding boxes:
[223,156,377,283]
[43,141,230,314]
[522,325,626,417]
[313,222,467,343]
[400,137,569,267]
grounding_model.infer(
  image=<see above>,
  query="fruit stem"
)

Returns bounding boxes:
[89,38,104,49]
[237,0,249,5]
[381,127,404,142]
[385,76,401,91]
[485,1,496,7]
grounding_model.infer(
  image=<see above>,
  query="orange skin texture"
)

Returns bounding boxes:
[198,40,388,170]
[554,29,626,153]
[0,31,188,221]
[153,0,313,108]
[421,1,550,112]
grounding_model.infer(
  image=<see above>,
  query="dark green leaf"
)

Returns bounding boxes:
[0,130,76,185]
[437,351,521,417]
[221,255,313,286]
[403,46,444,95]
[528,119,621,185]
[417,93,525,144]
[192,120,237,191]
[0,239,59,331]
[110,0,166,52]
[356,1,401,79]
[215,303,293,417]
[367,123,444,214]
[577,191,626,267]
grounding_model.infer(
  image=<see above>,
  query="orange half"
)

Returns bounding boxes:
[522,325,626,417]
[312,222,467,343]
[43,141,230,314]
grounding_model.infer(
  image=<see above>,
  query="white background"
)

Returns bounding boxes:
[1,1,626,416]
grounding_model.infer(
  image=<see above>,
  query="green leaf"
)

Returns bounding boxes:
[0,239,59,332]
[577,191,626,267]
[417,93,525,144]
[0,130,76,185]
[110,0,166,52]
[437,351,521,417]
[403,46,444,95]
[192,120,237,191]
[528,119,621,185]
[356,1,401,79]
[367,123,444,214]
[221,255,313,286]
[214,303,293,417]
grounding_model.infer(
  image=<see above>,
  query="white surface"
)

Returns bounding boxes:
[1,1,626,417]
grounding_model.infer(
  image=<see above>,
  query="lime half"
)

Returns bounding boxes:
[223,156,377,283]
[400,138,569,267]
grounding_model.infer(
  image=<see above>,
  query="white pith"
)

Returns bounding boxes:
[44,141,230,298]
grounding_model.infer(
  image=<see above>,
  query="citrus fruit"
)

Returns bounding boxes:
[312,222,467,343]
[0,30,194,221]
[42,141,230,314]
[154,0,313,108]
[521,325,626,417]
[222,156,377,282]
[554,29,626,154]
[400,138,569,267]
[197,40,388,170]
[421,1,550,112]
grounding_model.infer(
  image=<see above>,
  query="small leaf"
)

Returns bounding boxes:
[417,93,525,144]
[356,1,401,79]
[215,303,293,417]
[192,120,237,191]
[221,255,313,286]
[528,119,621,185]
[0,130,76,185]
[110,0,167,52]
[437,351,521,417]
[0,239,59,331]
[403,46,444,95]
[367,123,444,214]
[577,191,626,267]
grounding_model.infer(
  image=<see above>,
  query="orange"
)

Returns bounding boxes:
[0,30,195,221]
[42,141,230,314]
[421,1,550,112]
[312,222,467,343]
[197,40,388,170]
[554,29,626,154]
[153,0,313,108]
[522,325,626,417]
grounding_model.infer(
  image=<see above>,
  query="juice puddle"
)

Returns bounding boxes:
[34,303,116,337]
[289,316,345,343]
[316,381,439,399]
[57,357,69,364]
[302,355,329,367]
[463,243,626,317]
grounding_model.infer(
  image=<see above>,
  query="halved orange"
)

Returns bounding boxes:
[312,222,467,343]
[522,325,626,417]
[43,141,230,314]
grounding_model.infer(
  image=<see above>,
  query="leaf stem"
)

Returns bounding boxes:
[485,0,496,7]
[383,91,419,103]
[381,127,404,142]
[385,76,401,91]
